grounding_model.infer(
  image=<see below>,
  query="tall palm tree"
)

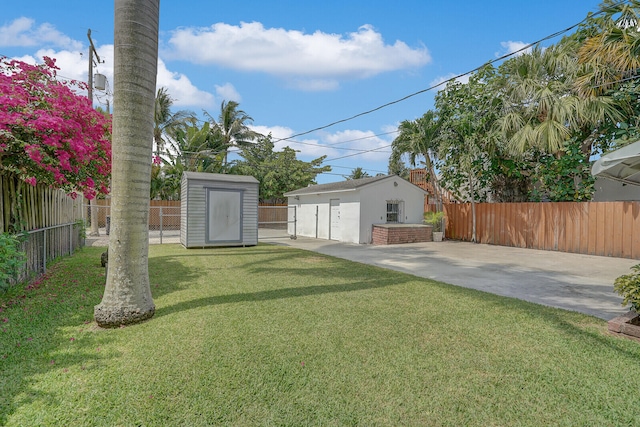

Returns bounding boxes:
[154,87,193,157]
[209,100,261,167]
[94,0,159,327]
[344,167,370,180]
[167,121,226,173]
[496,44,620,156]
[575,0,640,97]
[390,110,444,210]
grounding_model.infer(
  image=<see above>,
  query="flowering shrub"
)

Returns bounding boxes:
[0,56,111,199]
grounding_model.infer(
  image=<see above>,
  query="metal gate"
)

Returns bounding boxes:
[258,205,297,240]
[84,203,181,245]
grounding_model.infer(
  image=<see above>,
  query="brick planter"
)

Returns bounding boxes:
[372,224,432,245]
[608,311,640,340]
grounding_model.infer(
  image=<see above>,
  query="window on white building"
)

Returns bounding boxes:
[386,201,403,223]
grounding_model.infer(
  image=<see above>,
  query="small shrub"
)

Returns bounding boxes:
[75,219,87,240]
[613,264,640,312]
[0,232,26,292]
[423,211,444,232]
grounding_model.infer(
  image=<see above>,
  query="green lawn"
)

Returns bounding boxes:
[1,244,639,426]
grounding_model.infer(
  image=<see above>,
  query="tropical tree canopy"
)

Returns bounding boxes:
[576,0,640,97]
[345,167,370,180]
[207,100,262,166]
[391,1,640,203]
[391,110,447,207]
[232,135,331,203]
[0,56,111,199]
[150,119,227,200]
[153,87,194,156]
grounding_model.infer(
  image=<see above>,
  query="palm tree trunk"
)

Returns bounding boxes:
[94,0,159,327]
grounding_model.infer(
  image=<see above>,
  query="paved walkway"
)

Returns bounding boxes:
[260,235,638,320]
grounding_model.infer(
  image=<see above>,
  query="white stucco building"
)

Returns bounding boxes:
[284,175,428,244]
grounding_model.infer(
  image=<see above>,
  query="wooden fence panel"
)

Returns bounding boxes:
[633,203,640,259]
[258,204,288,224]
[0,173,83,233]
[90,199,290,229]
[444,201,640,260]
[477,203,487,243]
[94,199,183,228]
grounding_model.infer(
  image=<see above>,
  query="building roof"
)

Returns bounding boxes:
[182,171,259,184]
[592,140,640,186]
[284,175,427,197]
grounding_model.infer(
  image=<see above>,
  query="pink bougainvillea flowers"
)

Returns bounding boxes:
[0,56,111,199]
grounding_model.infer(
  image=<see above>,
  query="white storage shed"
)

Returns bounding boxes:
[285,175,427,244]
[180,172,259,248]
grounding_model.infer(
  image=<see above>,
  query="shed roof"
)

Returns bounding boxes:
[182,171,259,184]
[284,175,427,196]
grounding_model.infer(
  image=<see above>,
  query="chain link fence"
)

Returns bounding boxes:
[148,205,181,244]
[84,203,296,244]
[10,222,84,288]
[257,205,297,240]
[84,204,180,244]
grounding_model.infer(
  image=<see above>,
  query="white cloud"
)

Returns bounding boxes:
[214,83,241,102]
[496,40,532,57]
[16,45,215,110]
[1,15,216,111]
[0,17,82,50]
[429,73,470,89]
[166,22,430,89]
[21,46,113,108]
[31,48,91,81]
[156,59,215,108]
[14,48,94,101]
[250,125,294,141]
[381,124,399,134]
[288,78,340,92]
[250,125,336,158]
[323,129,392,162]
[248,126,392,163]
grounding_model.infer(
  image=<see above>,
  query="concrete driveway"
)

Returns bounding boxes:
[261,235,638,320]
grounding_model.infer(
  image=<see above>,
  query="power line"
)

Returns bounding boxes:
[324,144,393,162]
[281,131,397,152]
[326,130,399,146]
[325,164,388,173]
[272,1,627,145]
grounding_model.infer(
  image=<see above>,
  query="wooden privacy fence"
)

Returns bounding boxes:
[92,200,289,229]
[0,173,83,233]
[258,204,288,227]
[0,173,85,288]
[93,199,181,228]
[444,201,640,259]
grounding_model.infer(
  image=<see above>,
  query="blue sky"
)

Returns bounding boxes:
[2,0,602,183]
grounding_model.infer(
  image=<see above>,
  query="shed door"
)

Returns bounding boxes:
[207,189,242,243]
[329,199,341,241]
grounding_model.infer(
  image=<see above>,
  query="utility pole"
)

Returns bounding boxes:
[87,29,102,108]
[87,29,102,236]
